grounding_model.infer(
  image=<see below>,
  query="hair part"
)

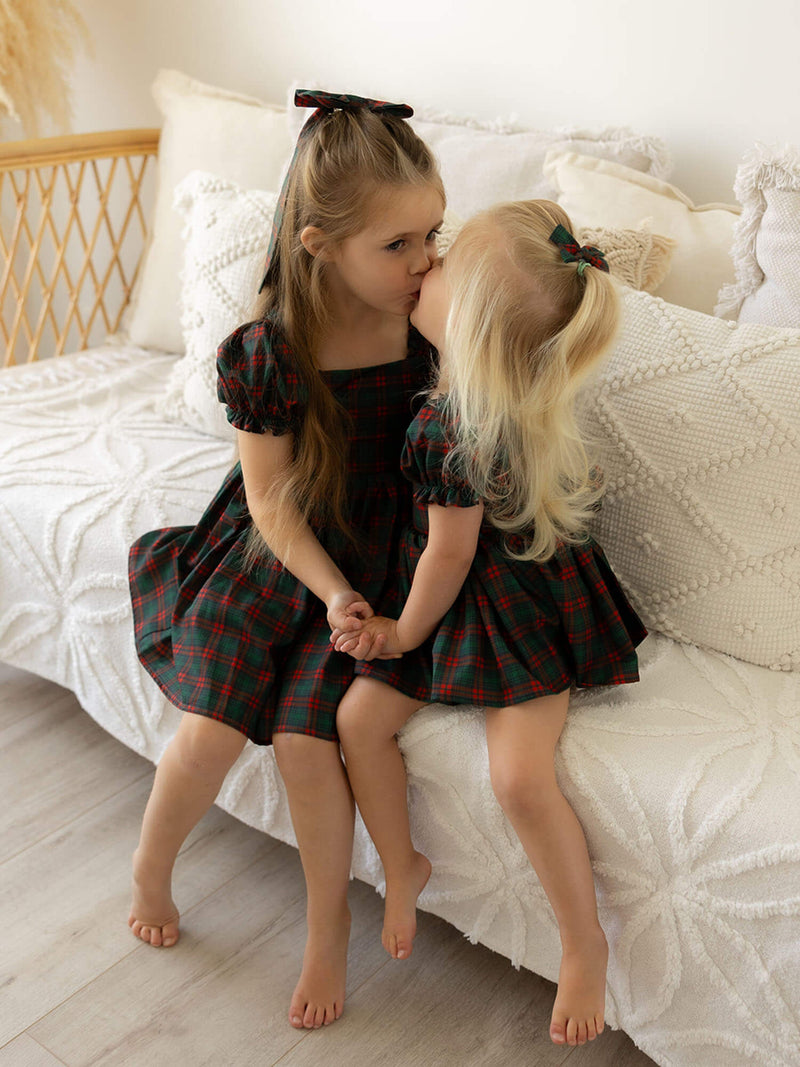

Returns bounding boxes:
[244,107,444,563]
[439,199,620,562]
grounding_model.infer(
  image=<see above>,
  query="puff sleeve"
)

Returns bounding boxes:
[216,319,306,435]
[401,402,480,508]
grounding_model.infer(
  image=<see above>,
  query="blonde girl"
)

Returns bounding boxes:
[333,201,647,1047]
[127,91,444,1030]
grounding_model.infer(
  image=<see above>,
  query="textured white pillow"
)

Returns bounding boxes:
[158,172,278,439]
[545,151,740,315]
[162,172,463,439]
[125,70,291,355]
[578,224,675,293]
[715,142,800,327]
[582,288,800,670]
[287,84,672,220]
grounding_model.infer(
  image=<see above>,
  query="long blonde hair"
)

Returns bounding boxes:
[247,108,443,559]
[439,200,619,562]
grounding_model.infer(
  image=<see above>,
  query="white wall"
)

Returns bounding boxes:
[9,0,800,203]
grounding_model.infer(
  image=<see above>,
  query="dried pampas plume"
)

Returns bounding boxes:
[0,0,91,137]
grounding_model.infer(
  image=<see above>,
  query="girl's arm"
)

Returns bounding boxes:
[334,500,484,658]
[238,428,372,632]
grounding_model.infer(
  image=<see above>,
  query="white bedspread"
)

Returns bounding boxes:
[1,347,798,1067]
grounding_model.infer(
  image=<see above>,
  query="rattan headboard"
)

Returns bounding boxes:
[0,128,159,368]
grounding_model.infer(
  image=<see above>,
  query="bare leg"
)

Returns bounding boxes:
[485,692,607,1047]
[337,678,428,960]
[272,733,356,1029]
[129,712,247,947]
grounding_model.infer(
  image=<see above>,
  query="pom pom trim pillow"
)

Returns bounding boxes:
[581,288,800,671]
[157,172,279,439]
[714,141,800,328]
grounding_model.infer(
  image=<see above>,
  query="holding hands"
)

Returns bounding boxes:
[328,599,403,661]
[325,588,374,633]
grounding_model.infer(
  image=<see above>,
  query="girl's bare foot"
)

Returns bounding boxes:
[382,850,431,960]
[128,848,180,948]
[549,929,608,1045]
[289,907,351,1029]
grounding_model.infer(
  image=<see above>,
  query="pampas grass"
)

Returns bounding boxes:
[0,0,90,137]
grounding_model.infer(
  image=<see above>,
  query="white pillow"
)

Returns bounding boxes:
[162,171,463,439]
[544,151,740,315]
[125,70,291,354]
[715,142,800,327]
[287,84,672,220]
[582,288,800,671]
[158,172,278,439]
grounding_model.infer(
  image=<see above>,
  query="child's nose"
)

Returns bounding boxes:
[412,246,435,275]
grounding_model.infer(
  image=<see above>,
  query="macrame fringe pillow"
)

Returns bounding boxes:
[578,223,676,293]
[714,142,800,328]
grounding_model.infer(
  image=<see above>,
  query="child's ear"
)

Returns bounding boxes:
[300,225,333,259]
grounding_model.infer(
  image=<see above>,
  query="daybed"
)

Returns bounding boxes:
[1,70,798,1067]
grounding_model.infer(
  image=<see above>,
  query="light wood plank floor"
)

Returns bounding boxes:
[1,662,658,1067]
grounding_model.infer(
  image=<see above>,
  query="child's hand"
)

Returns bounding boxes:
[332,616,403,660]
[329,623,401,660]
[326,589,373,634]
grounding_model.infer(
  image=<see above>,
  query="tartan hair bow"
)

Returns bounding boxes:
[549,224,610,275]
[294,89,414,119]
[258,90,414,293]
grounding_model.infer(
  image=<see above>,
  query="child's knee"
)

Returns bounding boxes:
[336,684,372,741]
[171,713,245,779]
[489,757,558,820]
[272,730,322,775]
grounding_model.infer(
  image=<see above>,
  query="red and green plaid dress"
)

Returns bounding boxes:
[128,316,431,744]
[357,400,647,706]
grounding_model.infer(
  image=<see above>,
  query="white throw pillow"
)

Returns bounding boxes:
[582,288,800,670]
[125,70,291,354]
[159,172,279,439]
[715,142,800,327]
[545,151,740,315]
[163,171,463,439]
[287,84,672,220]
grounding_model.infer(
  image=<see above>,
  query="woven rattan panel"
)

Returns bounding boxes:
[0,129,158,366]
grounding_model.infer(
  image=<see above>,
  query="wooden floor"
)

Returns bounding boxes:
[1,661,658,1067]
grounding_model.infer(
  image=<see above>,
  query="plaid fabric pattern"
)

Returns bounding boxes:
[549,223,610,273]
[129,320,432,744]
[294,90,413,118]
[357,402,647,706]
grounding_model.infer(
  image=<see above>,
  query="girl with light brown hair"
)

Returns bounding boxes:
[127,90,444,1030]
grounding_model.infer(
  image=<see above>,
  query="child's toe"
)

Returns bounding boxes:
[549,1015,567,1044]
[566,1017,579,1046]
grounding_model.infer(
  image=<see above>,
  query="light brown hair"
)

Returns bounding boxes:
[247,108,443,559]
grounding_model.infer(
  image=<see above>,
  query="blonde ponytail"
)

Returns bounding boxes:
[440,200,619,562]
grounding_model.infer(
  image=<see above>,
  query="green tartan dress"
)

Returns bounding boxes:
[129,316,431,744]
[356,400,647,706]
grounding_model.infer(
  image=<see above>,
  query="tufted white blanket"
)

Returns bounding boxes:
[1,346,798,1067]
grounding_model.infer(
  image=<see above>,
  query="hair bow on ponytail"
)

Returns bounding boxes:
[549,224,610,275]
[258,90,414,293]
